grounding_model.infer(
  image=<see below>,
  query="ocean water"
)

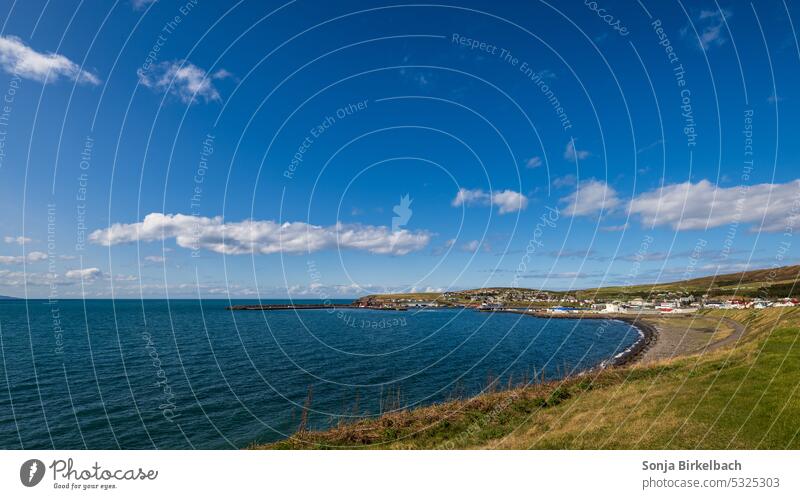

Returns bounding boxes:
[0,299,639,449]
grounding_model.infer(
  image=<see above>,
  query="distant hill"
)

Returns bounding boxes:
[576,264,800,300]
[356,264,800,304]
[0,295,20,300]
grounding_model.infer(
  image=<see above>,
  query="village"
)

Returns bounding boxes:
[354,288,799,315]
[540,296,799,315]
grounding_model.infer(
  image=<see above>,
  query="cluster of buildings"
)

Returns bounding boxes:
[356,289,799,315]
[547,296,798,315]
[701,298,798,310]
[448,289,587,307]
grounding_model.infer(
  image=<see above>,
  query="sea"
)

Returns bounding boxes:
[0,299,640,449]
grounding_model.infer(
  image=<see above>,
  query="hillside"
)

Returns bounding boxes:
[255,307,800,449]
[575,264,800,300]
[355,265,800,306]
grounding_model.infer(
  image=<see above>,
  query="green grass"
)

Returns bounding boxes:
[253,308,800,449]
[573,265,800,300]
[355,265,800,305]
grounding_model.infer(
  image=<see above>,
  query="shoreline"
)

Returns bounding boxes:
[492,309,663,368]
[604,317,659,367]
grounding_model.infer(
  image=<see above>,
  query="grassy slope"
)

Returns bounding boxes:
[356,265,800,303]
[258,308,800,449]
[574,265,800,300]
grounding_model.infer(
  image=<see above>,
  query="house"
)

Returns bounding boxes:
[657,301,679,312]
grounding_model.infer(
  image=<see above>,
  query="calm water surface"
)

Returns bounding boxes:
[0,299,639,449]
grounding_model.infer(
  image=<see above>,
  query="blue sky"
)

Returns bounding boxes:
[0,0,798,298]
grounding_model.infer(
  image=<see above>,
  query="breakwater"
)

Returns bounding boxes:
[226,303,408,311]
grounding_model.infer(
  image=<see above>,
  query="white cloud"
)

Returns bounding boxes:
[64,267,102,280]
[600,223,629,232]
[460,240,491,253]
[526,156,542,169]
[3,236,32,245]
[767,93,782,104]
[561,180,621,216]
[0,269,47,287]
[492,190,529,214]
[0,35,100,84]
[452,188,490,207]
[27,251,47,261]
[144,255,166,263]
[628,179,800,232]
[687,9,731,50]
[0,267,102,289]
[462,240,480,252]
[451,188,528,214]
[552,174,577,188]
[138,60,231,104]
[89,213,431,256]
[0,251,48,265]
[564,140,589,161]
[441,238,491,254]
[131,0,157,10]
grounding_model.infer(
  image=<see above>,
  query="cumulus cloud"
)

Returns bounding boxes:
[4,236,32,245]
[65,267,102,280]
[144,255,166,263]
[492,190,529,214]
[138,60,231,104]
[0,251,48,265]
[89,213,431,256]
[628,179,800,232]
[564,140,590,161]
[0,35,100,84]
[451,188,528,214]
[452,188,489,207]
[560,180,621,216]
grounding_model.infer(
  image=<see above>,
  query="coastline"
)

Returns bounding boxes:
[602,317,659,368]
[254,309,777,450]
[492,309,662,368]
